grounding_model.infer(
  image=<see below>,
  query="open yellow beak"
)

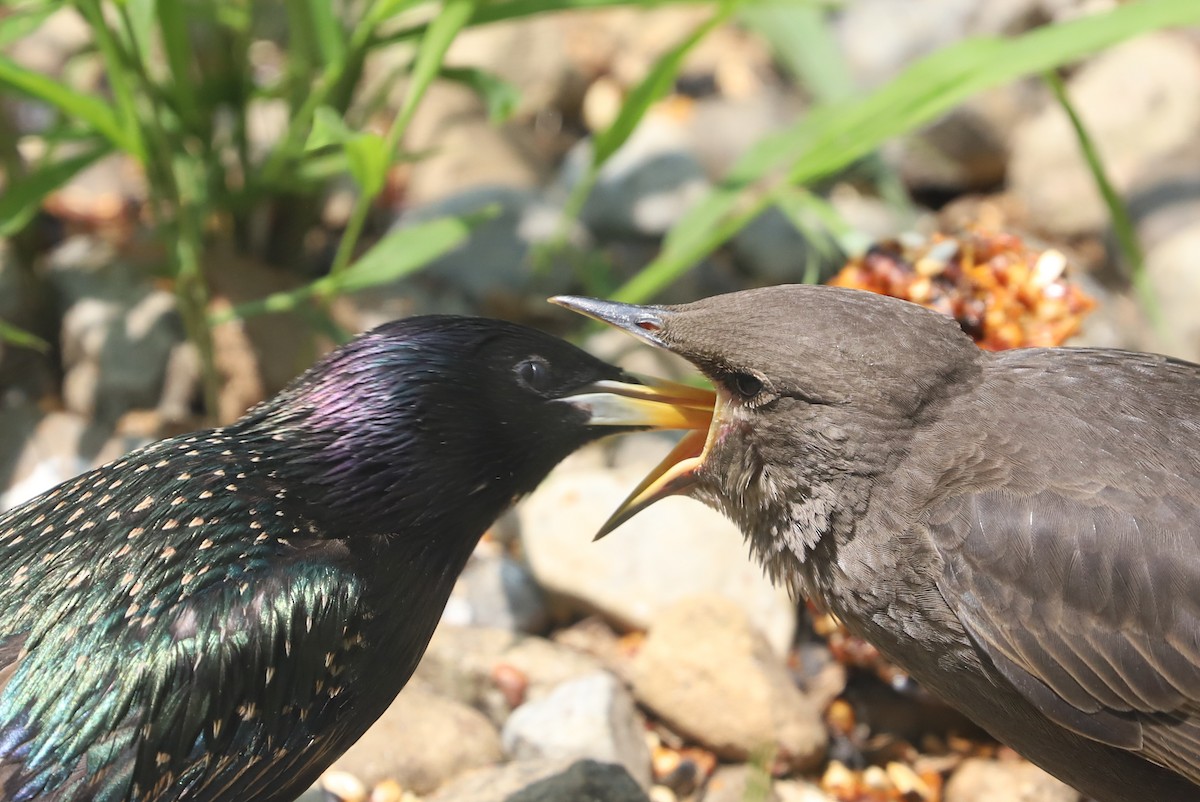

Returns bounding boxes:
[552,295,722,539]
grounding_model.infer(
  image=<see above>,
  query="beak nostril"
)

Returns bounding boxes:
[636,319,661,332]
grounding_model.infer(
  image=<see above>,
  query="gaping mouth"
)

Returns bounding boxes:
[551,295,724,539]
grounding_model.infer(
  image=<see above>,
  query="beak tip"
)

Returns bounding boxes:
[592,517,621,541]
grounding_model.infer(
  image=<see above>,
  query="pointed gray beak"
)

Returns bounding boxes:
[550,296,673,348]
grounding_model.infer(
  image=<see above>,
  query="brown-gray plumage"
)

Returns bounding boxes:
[553,285,1200,802]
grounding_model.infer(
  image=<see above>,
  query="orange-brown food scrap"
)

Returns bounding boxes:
[828,230,1094,351]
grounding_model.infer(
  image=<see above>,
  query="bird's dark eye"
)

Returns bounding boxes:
[730,372,763,399]
[516,358,553,393]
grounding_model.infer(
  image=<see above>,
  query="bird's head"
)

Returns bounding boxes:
[248,316,711,532]
[553,286,982,572]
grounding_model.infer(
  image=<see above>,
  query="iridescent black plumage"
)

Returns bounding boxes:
[0,316,647,802]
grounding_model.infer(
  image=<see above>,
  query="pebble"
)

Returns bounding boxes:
[555,115,710,238]
[943,757,1079,802]
[501,671,653,788]
[46,236,193,424]
[413,625,605,725]
[328,683,502,795]
[446,548,550,633]
[702,764,781,802]
[631,595,826,769]
[426,758,651,802]
[320,770,367,802]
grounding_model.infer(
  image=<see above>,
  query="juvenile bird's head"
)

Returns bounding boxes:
[553,286,983,578]
[240,315,709,536]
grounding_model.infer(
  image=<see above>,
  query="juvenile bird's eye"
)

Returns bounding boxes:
[516,358,553,392]
[730,372,763,399]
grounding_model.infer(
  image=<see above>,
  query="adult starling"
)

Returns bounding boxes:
[0,316,708,802]
[554,286,1200,802]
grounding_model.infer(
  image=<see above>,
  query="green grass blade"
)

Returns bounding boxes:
[542,2,734,264]
[0,56,133,153]
[440,66,521,123]
[307,0,347,65]
[0,3,58,47]
[365,0,428,28]
[155,0,201,128]
[375,0,714,45]
[213,209,496,322]
[592,2,736,166]
[615,0,1200,303]
[1044,70,1160,328]
[333,208,496,293]
[0,142,112,236]
[75,0,146,161]
[741,2,853,103]
[121,0,157,65]
[0,320,49,354]
[326,0,479,280]
[396,0,477,126]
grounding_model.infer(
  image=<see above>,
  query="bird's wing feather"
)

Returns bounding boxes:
[0,553,363,802]
[929,488,1200,781]
[0,435,373,801]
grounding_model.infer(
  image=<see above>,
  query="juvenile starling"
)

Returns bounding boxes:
[554,286,1200,802]
[0,316,708,802]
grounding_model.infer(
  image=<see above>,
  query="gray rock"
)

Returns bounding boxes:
[631,595,826,769]
[1009,33,1200,236]
[731,205,843,285]
[427,759,651,802]
[943,758,1079,802]
[835,0,977,88]
[414,625,604,725]
[518,455,797,655]
[502,671,652,788]
[327,683,503,794]
[0,410,145,513]
[557,117,710,238]
[446,549,549,634]
[45,236,193,424]
[1138,223,1200,362]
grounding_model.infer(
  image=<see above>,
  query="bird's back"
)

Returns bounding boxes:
[0,430,377,801]
[888,346,1200,801]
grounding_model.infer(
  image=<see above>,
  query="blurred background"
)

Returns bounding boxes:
[1,1,1198,800]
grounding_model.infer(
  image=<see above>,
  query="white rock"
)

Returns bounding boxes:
[1009,33,1200,236]
[519,449,797,655]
